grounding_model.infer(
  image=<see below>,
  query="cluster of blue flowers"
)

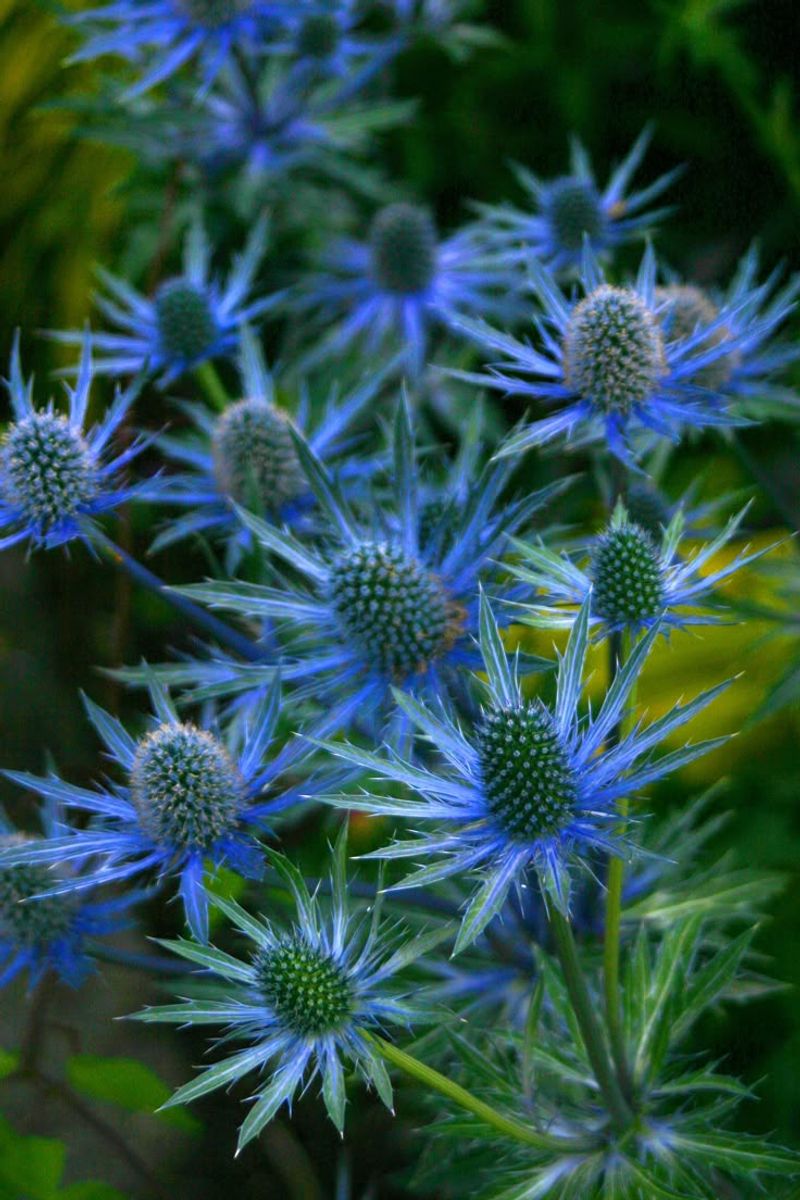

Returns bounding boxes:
[1,0,799,1194]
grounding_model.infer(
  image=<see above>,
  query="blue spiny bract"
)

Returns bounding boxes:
[255,937,354,1036]
[563,285,666,415]
[370,203,438,295]
[591,520,665,626]
[476,703,577,841]
[131,723,246,851]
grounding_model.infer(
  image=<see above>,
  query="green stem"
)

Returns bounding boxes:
[603,628,637,1098]
[367,1033,595,1154]
[193,361,230,412]
[548,907,633,1132]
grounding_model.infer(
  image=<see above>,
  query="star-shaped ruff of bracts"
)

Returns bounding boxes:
[655,246,800,419]
[174,397,562,740]
[65,1,291,100]
[0,675,330,943]
[318,593,730,952]
[471,127,681,274]
[132,828,448,1145]
[51,215,279,388]
[447,243,751,467]
[291,201,525,376]
[262,1,403,87]
[0,798,140,989]
[0,332,147,553]
[140,327,399,566]
[509,498,773,636]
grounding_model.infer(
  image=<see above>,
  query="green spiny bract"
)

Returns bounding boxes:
[154,278,219,362]
[370,203,438,295]
[543,177,604,253]
[212,398,305,512]
[476,703,578,841]
[130,723,246,850]
[328,541,457,678]
[563,284,666,413]
[591,520,665,625]
[254,936,354,1037]
[656,283,740,389]
[0,836,73,947]
[0,412,97,534]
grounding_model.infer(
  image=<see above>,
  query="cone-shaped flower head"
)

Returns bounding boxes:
[132,829,444,1145]
[0,332,144,552]
[318,593,730,950]
[0,676,327,942]
[369,203,438,296]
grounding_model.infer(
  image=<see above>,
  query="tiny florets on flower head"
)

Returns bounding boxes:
[624,481,671,541]
[130,722,247,852]
[1,413,97,537]
[328,541,460,679]
[591,519,665,626]
[0,837,74,949]
[179,0,252,26]
[656,284,740,389]
[563,284,667,415]
[254,936,355,1037]
[212,398,304,512]
[476,703,578,841]
[542,177,606,255]
[369,203,438,295]
[295,12,340,58]
[155,278,221,365]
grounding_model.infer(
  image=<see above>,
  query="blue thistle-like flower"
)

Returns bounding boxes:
[0,332,145,553]
[472,128,680,272]
[132,828,444,1145]
[509,498,770,635]
[67,1,290,99]
[319,593,729,949]
[449,244,749,465]
[174,397,559,736]
[655,247,800,418]
[264,1,402,87]
[142,328,396,564]
[0,800,138,989]
[293,201,524,374]
[52,216,278,386]
[0,677,325,942]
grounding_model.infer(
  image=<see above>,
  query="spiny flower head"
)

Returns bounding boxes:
[66,1,284,99]
[449,244,748,466]
[0,676,325,942]
[173,397,558,738]
[142,327,393,566]
[292,201,523,375]
[319,593,729,949]
[509,498,770,635]
[132,830,444,1144]
[0,332,144,553]
[0,805,138,989]
[471,127,680,272]
[51,217,278,386]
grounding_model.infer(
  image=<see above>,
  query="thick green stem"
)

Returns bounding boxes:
[367,1033,595,1154]
[603,629,637,1097]
[548,907,633,1132]
[193,361,230,411]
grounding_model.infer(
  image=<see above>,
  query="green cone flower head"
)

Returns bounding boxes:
[370,203,438,295]
[212,399,305,512]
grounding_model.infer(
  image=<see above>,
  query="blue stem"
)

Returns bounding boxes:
[89,529,263,663]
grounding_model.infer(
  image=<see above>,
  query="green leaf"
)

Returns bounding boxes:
[66,1056,200,1133]
[0,1115,65,1199]
[58,1185,129,1200]
[0,1048,18,1080]
[671,1131,800,1176]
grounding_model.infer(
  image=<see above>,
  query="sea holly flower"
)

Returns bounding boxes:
[448,244,752,465]
[0,332,145,553]
[142,328,398,565]
[66,1,289,99]
[318,593,729,949]
[174,398,559,735]
[265,2,402,87]
[293,201,523,374]
[132,830,445,1145]
[52,216,278,386]
[0,800,139,989]
[472,128,680,272]
[509,499,770,635]
[0,677,323,942]
[655,246,800,418]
